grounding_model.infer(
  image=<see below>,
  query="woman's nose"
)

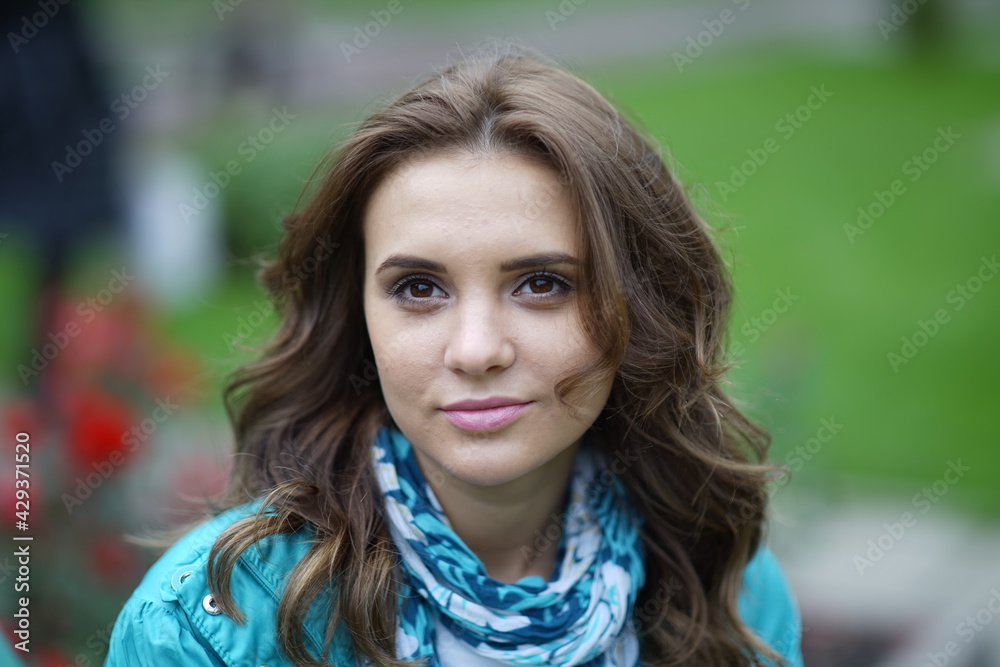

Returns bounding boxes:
[442,297,515,375]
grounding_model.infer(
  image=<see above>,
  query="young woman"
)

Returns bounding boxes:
[106,42,804,667]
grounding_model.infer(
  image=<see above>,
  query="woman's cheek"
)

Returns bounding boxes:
[371,321,422,375]
[373,330,437,395]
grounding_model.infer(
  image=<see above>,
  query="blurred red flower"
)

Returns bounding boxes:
[65,389,137,475]
[90,534,141,585]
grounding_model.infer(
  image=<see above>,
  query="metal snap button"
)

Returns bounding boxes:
[170,565,198,591]
[202,594,222,615]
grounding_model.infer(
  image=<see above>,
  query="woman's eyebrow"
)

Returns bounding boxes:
[374,252,579,277]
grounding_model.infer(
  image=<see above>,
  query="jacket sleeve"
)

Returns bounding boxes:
[104,595,226,667]
[738,546,805,667]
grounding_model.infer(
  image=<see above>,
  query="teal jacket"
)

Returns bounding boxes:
[105,499,804,666]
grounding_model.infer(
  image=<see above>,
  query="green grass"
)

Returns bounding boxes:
[589,46,1000,516]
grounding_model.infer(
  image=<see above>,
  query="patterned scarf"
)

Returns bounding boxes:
[369,421,647,666]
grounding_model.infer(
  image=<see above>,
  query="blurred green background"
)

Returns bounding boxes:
[1,0,998,665]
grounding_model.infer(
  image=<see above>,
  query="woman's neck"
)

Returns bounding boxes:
[411,438,580,584]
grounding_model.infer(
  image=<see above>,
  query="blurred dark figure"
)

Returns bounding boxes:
[892,0,954,64]
[909,0,949,61]
[0,0,123,407]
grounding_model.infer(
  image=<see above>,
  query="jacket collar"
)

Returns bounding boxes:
[161,498,356,664]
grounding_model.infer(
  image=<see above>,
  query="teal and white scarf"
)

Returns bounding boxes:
[370,422,647,666]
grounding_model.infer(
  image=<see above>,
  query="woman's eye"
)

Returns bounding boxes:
[403,280,441,299]
[515,272,572,298]
[518,276,560,295]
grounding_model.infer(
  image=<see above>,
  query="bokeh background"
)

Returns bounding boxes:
[1,0,998,664]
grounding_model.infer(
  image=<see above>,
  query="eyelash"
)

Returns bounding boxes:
[385,271,574,306]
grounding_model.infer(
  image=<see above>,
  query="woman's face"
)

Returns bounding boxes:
[362,151,613,489]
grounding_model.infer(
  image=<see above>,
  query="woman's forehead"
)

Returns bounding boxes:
[361,153,580,263]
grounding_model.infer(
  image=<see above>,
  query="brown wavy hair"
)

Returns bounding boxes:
[201,40,789,667]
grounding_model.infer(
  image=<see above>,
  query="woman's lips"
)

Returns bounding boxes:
[440,402,533,431]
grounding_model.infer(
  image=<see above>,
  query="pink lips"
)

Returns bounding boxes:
[440,400,533,431]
